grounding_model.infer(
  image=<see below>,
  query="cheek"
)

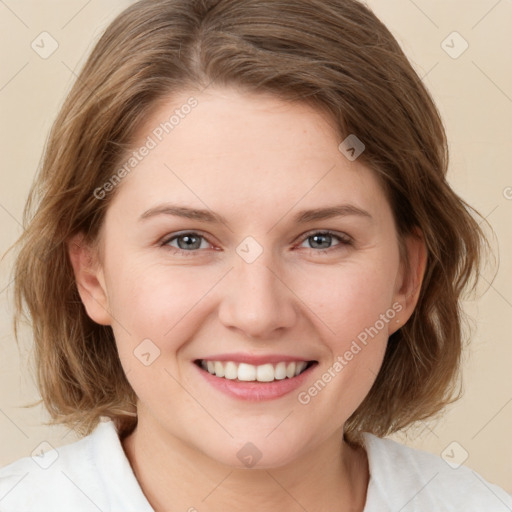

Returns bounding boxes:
[291,256,397,411]
[105,257,220,365]
[295,255,398,346]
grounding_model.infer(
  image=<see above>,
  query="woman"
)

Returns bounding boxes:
[1,0,511,510]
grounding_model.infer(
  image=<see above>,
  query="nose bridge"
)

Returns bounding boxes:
[218,239,297,338]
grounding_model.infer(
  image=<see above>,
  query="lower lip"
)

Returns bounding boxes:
[194,362,317,401]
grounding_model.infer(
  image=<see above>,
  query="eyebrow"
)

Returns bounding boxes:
[138,203,373,225]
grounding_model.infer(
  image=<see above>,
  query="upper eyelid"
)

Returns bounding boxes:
[297,230,353,247]
[160,230,213,246]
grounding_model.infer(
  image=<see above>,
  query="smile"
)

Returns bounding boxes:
[196,359,315,382]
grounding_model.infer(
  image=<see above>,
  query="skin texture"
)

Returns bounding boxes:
[69,87,427,512]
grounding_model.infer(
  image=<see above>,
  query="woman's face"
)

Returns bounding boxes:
[75,87,422,468]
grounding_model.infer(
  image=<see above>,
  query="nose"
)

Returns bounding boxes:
[217,249,298,340]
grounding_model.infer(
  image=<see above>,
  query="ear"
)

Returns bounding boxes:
[67,232,112,326]
[389,227,427,335]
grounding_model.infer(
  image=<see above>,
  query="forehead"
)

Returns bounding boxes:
[106,87,390,227]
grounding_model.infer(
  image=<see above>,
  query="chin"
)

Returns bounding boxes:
[198,432,311,470]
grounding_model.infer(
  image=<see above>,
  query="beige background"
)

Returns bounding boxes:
[1,0,511,493]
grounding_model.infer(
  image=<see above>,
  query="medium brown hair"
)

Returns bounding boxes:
[8,0,491,444]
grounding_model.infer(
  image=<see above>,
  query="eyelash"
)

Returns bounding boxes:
[159,230,353,256]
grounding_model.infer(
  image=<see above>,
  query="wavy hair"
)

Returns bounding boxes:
[7,0,492,444]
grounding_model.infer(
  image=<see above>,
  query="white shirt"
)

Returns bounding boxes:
[0,420,511,511]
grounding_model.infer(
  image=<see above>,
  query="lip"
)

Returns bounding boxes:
[193,359,318,401]
[198,353,313,365]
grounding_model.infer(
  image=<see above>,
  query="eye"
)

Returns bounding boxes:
[161,231,212,254]
[297,230,352,253]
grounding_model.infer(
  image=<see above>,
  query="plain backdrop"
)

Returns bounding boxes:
[1,0,511,493]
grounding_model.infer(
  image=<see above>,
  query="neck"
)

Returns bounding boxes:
[121,414,369,512]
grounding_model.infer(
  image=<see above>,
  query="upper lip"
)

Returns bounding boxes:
[196,353,317,365]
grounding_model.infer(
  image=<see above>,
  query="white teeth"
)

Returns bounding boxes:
[286,362,296,378]
[295,361,307,376]
[199,359,311,382]
[238,363,256,381]
[214,361,225,378]
[224,361,238,380]
[274,362,287,380]
[256,364,275,382]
